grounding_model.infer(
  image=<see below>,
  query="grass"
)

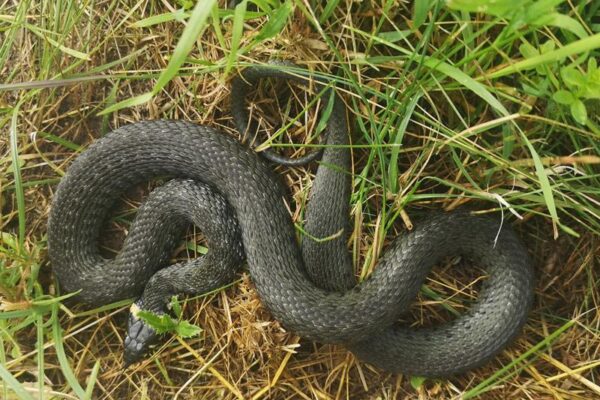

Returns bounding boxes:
[1,0,599,398]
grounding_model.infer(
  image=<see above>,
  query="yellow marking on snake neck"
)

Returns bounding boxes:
[130,303,140,319]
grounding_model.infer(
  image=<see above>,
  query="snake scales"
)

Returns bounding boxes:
[48,65,534,377]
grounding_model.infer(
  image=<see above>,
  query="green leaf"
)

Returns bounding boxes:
[137,311,177,334]
[589,57,598,73]
[521,41,556,75]
[175,320,203,338]
[570,99,587,124]
[137,310,202,338]
[519,42,539,59]
[410,376,427,390]
[540,40,556,54]
[254,0,292,42]
[552,90,575,105]
[186,241,209,254]
[170,296,182,318]
[177,0,195,10]
[1,232,19,251]
[136,311,164,327]
[413,0,431,29]
[561,67,586,89]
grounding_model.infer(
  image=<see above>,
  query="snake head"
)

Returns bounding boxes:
[123,302,159,367]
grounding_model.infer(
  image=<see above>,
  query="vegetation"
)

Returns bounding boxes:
[1,0,599,398]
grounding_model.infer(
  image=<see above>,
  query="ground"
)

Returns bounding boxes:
[1,1,599,399]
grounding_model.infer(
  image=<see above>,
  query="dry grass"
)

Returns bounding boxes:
[1,1,600,399]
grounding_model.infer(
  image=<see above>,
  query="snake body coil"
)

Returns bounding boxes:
[48,66,534,376]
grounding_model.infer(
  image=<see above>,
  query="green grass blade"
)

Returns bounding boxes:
[0,0,31,69]
[43,35,91,61]
[97,92,154,116]
[86,47,149,74]
[132,9,189,28]
[0,310,33,320]
[486,32,600,79]
[9,104,25,251]
[0,320,6,400]
[74,298,133,317]
[154,358,174,386]
[547,13,589,38]
[0,75,106,92]
[99,0,217,115]
[153,0,217,92]
[319,0,341,23]
[0,363,35,400]
[253,0,292,42]
[84,361,100,399]
[36,131,81,152]
[519,131,560,238]
[349,27,511,116]
[413,0,432,29]
[463,320,576,399]
[51,306,86,399]
[388,93,420,192]
[224,0,247,77]
[36,314,44,400]
[420,57,509,116]
[18,22,91,61]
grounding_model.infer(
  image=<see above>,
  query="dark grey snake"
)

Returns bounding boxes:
[48,64,534,377]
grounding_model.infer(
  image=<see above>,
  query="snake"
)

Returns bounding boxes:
[48,64,534,377]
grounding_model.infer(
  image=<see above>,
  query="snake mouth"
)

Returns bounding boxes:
[123,305,159,367]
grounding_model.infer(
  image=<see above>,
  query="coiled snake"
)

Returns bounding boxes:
[48,65,534,377]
